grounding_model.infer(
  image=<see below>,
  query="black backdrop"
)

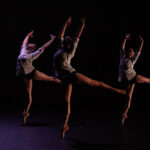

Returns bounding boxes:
[0,0,150,116]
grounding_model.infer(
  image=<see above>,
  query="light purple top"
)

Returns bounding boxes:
[16,46,44,75]
[118,49,141,82]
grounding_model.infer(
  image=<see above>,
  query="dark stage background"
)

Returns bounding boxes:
[0,0,150,117]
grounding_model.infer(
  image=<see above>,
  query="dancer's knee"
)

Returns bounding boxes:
[87,79,97,86]
[126,93,131,99]
[66,111,70,116]
[27,94,32,102]
[126,96,131,105]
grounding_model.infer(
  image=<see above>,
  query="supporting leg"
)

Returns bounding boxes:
[61,84,72,139]
[121,83,135,125]
[23,79,33,124]
[22,70,61,124]
[121,74,150,125]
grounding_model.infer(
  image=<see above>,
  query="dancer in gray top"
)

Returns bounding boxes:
[17,31,61,124]
[53,17,126,139]
[118,35,141,82]
[119,34,150,125]
[53,37,79,78]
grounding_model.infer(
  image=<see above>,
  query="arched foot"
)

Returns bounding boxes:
[61,125,69,139]
[121,115,128,125]
[23,111,30,124]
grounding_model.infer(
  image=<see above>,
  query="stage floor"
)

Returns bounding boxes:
[0,111,149,150]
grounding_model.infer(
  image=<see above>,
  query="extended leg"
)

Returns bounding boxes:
[136,75,150,84]
[122,83,135,125]
[34,70,61,84]
[61,84,72,139]
[75,73,126,95]
[23,79,33,124]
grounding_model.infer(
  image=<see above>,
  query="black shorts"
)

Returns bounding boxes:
[58,71,77,84]
[20,69,36,80]
[121,74,137,84]
[129,74,137,83]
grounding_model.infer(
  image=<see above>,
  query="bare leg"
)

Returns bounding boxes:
[75,73,126,94]
[61,84,72,139]
[22,70,61,124]
[121,74,150,125]
[121,83,135,125]
[34,70,61,84]
[23,79,33,124]
[136,75,150,84]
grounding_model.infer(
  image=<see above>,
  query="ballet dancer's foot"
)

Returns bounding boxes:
[118,89,127,95]
[121,114,128,125]
[23,110,30,124]
[61,125,69,139]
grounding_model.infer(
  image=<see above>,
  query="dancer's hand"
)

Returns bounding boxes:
[22,30,34,46]
[81,17,86,25]
[50,34,56,41]
[139,35,144,42]
[27,30,34,38]
[67,16,72,25]
[125,33,131,40]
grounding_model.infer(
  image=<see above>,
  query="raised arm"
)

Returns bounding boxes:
[138,35,144,53]
[22,30,34,46]
[59,17,72,38]
[40,34,56,50]
[28,35,56,61]
[122,33,131,51]
[68,18,85,58]
[132,35,144,64]
[75,18,85,39]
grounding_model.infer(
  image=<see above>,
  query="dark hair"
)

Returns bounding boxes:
[63,36,73,49]
[27,43,37,51]
[125,48,134,57]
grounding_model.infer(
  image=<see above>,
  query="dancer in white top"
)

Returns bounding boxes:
[118,34,150,125]
[17,31,61,124]
[53,17,126,138]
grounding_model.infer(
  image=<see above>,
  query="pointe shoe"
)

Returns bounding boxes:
[61,125,69,139]
[23,112,30,124]
[121,115,128,125]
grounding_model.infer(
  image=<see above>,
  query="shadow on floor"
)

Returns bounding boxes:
[66,138,123,150]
